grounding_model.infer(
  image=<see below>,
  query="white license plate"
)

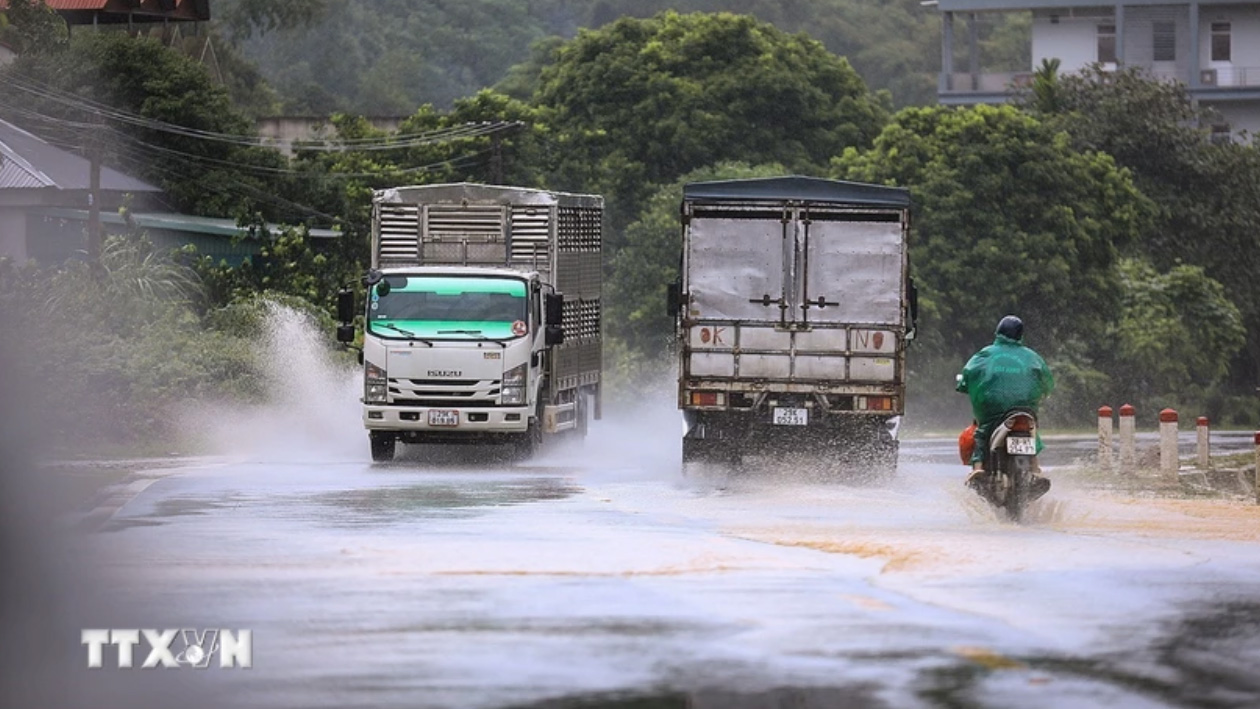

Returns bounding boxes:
[428,409,459,427]
[772,407,808,426]
[1006,436,1036,455]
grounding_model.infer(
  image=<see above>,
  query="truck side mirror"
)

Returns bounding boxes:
[336,324,356,344]
[337,288,355,324]
[544,292,565,346]
[666,281,681,317]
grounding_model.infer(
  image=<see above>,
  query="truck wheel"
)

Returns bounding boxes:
[865,439,899,481]
[514,421,542,461]
[513,399,546,462]
[574,390,589,439]
[369,432,396,462]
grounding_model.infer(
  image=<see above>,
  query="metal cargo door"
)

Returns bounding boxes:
[687,209,791,323]
[686,208,792,379]
[802,211,905,382]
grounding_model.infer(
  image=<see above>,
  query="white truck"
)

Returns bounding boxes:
[671,176,916,474]
[336,183,603,462]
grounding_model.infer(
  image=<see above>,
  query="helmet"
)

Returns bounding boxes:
[996,315,1024,341]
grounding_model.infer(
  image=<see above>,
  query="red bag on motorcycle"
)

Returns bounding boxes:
[958,422,977,465]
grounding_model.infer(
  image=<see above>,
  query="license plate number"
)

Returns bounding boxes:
[773,407,808,426]
[428,409,459,427]
[1006,436,1036,455]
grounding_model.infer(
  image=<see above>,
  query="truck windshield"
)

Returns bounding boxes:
[367,276,528,340]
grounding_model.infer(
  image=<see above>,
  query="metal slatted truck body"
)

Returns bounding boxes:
[337,183,603,462]
[674,176,915,474]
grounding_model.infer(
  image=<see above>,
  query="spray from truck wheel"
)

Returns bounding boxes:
[337,184,604,463]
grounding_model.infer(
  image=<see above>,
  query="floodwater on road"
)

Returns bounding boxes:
[28,307,1260,708]
[52,400,1260,709]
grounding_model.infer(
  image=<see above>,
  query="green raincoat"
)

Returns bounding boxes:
[956,333,1055,465]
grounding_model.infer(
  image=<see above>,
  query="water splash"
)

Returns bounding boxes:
[178,301,363,462]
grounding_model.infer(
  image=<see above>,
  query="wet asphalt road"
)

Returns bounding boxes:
[61,420,1260,709]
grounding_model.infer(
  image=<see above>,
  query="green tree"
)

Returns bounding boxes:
[214,0,329,40]
[1108,258,1245,407]
[1026,65,1260,400]
[832,104,1152,370]
[535,11,890,227]
[2,33,303,221]
[0,0,67,55]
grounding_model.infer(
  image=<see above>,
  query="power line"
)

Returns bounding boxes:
[0,72,525,151]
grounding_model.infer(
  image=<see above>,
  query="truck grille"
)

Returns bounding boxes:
[388,377,502,406]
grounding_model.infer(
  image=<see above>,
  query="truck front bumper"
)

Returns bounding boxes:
[364,404,531,435]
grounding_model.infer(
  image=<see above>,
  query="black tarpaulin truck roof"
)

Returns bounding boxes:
[683,176,911,207]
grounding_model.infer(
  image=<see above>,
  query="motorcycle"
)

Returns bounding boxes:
[968,408,1048,522]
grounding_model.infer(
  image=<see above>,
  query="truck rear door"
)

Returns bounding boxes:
[686,207,793,379]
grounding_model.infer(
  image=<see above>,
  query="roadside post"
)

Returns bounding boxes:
[1098,406,1114,472]
[1196,417,1210,469]
[1119,404,1136,475]
[1159,408,1179,478]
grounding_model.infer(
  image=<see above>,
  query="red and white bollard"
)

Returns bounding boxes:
[1098,406,1114,472]
[1119,404,1136,475]
[1196,417,1210,469]
[1159,408,1179,478]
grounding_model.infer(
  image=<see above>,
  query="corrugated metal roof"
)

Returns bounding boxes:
[0,138,54,189]
[683,176,911,207]
[0,117,161,193]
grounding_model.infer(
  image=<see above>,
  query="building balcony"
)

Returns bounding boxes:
[940,65,1260,105]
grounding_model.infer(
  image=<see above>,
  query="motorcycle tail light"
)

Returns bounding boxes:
[1009,415,1034,433]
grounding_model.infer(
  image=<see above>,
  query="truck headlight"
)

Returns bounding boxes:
[502,363,526,405]
[365,361,388,404]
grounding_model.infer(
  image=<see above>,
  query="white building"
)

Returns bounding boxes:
[935,0,1260,138]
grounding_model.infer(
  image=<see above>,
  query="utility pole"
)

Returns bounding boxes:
[87,140,102,276]
[489,125,504,185]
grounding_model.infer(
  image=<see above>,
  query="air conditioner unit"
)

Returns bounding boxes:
[1200,69,1218,86]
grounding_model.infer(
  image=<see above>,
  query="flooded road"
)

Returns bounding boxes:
[59,412,1260,709]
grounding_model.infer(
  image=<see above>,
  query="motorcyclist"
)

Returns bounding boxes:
[955,315,1054,496]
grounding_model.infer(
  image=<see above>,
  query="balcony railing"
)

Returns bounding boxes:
[944,66,1260,94]
[1196,67,1260,88]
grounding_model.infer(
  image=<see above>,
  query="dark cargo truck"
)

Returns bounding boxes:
[672,176,915,474]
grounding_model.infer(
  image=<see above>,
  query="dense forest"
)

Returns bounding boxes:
[1,1,1257,454]
[220,0,1028,113]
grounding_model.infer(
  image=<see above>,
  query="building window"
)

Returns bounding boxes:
[1098,24,1117,63]
[1153,21,1176,61]
[1211,22,1231,62]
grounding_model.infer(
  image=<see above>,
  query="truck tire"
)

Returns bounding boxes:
[369,432,396,462]
[513,397,546,462]
[681,437,741,477]
[572,390,589,440]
